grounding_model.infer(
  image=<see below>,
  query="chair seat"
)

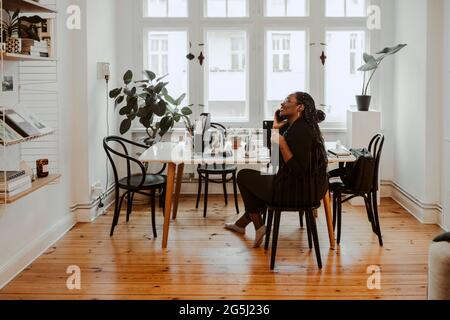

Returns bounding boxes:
[198,164,237,174]
[119,174,166,190]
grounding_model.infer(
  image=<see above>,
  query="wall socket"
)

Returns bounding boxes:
[97,62,111,80]
[91,181,104,199]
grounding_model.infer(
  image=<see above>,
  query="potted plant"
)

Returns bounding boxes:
[110,70,193,146]
[1,9,21,53]
[1,9,47,54]
[357,44,407,111]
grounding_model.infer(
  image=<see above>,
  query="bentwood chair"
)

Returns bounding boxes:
[196,123,240,217]
[103,136,167,238]
[329,134,385,246]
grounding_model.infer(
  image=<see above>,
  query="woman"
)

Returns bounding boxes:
[225,92,328,248]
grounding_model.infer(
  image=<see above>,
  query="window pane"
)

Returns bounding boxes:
[206,0,247,17]
[326,0,366,17]
[145,0,188,17]
[206,30,248,121]
[146,31,188,104]
[325,31,365,123]
[266,30,306,119]
[266,0,307,17]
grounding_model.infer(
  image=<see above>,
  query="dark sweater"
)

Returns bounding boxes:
[273,117,328,206]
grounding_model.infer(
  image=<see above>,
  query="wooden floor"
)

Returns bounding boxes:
[0,196,443,300]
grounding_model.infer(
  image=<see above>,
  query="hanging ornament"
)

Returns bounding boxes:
[198,51,205,66]
[320,51,327,66]
[198,43,205,66]
[186,42,195,61]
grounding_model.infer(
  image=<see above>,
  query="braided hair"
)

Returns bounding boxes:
[294,92,328,167]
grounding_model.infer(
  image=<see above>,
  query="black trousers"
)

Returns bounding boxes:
[237,169,274,215]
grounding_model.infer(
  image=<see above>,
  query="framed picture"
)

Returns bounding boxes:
[2,76,13,92]
[0,119,23,145]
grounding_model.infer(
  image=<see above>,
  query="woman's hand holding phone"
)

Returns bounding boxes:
[273,109,288,130]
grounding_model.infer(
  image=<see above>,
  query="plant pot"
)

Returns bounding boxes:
[356,95,372,112]
[6,37,21,54]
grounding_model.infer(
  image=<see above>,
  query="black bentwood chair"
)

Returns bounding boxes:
[103,136,167,238]
[328,134,385,246]
[264,149,327,270]
[196,123,240,217]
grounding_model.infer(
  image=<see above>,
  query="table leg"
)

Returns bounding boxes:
[323,190,336,250]
[172,163,185,220]
[162,162,176,249]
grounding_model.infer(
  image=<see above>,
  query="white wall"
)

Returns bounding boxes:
[392,0,443,223]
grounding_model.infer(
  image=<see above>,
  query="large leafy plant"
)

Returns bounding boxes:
[109,70,193,144]
[358,44,407,95]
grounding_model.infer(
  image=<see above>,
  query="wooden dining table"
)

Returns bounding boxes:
[139,139,355,250]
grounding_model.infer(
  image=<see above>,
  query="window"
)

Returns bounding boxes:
[326,0,366,17]
[144,0,188,17]
[266,0,307,17]
[206,0,248,17]
[145,31,188,105]
[266,31,306,119]
[206,30,248,121]
[140,0,372,127]
[325,31,365,123]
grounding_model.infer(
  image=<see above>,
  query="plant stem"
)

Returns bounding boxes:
[365,68,378,95]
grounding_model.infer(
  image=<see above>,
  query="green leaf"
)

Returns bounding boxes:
[181,107,193,116]
[109,88,122,99]
[174,114,181,122]
[358,54,378,72]
[164,94,177,105]
[376,44,407,56]
[156,74,169,82]
[175,93,187,106]
[153,100,167,117]
[114,95,125,109]
[120,119,132,135]
[119,106,131,116]
[159,116,174,136]
[123,70,133,85]
[144,70,156,82]
[154,82,168,94]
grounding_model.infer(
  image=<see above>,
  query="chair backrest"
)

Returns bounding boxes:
[368,133,385,191]
[263,121,274,150]
[103,136,166,189]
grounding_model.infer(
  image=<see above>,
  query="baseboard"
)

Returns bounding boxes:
[0,214,75,289]
[71,186,116,222]
[382,180,441,224]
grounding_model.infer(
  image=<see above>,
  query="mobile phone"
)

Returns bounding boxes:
[275,109,287,122]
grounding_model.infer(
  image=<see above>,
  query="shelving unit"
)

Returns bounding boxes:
[1,174,61,204]
[3,0,56,13]
[0,52,56,62]
[1,0,59,206]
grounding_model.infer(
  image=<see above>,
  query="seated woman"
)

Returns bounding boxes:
[225,92,328,248]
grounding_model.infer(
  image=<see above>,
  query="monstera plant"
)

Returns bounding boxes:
[109,70,193,145]
[356,44,407,111]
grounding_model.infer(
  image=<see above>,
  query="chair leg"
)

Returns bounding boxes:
[305,210,313,250]
[332,192,337,231]
[299,211,304,229]
[337,193,342,245]
[126,192,134,223]
[196,174,202,209]
[307,209,323,269]
[203,174,209,218]
[264,210,274,251]
[364,195,376,233]
[270,211,281,270]
[110,191,127,237]
[159,188,164,209]
[232,172,240,214]
[222,173,228,205]
[262,209,267,225]
[371,191,383,246]
[151,189,157,238]
[110,187,121,237]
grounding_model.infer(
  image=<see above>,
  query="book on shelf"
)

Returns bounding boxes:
[0,181,33,200]
[0,171,26,182]
[0,108,54,139]
[0,119,24,145]
[0,175,32,193]
[0,109,41,138]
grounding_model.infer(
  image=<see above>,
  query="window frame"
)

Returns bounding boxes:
[136,0,380,130]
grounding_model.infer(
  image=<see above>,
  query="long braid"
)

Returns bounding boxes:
[295,92,328,168]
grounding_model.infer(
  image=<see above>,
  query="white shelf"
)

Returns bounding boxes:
[0,52,55,62]
[1,131,56,147]
[2,0,57,13]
